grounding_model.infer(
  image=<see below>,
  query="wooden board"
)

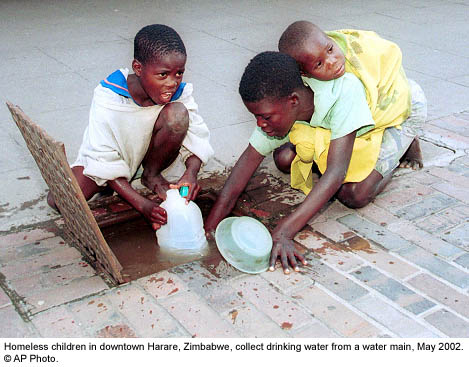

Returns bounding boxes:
[6,102,124,284]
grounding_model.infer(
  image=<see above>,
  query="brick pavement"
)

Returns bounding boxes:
[0,111,468,338]
[1,0,468,345]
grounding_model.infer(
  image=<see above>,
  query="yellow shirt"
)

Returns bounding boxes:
[290,29,411,195]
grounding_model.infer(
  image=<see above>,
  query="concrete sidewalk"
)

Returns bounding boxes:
[1,1,468,338]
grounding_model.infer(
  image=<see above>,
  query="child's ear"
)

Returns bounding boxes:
[132,59,142,76]
[288,92,300,107]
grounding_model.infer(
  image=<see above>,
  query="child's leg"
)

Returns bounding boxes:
[274,142,322,176]
[399,78,427,169]
[335,126,420,208]
[336,79,427,209]
[273,142,296,173]
[335,169,392,209]
[46,166,102,210]
[141,102,189,197]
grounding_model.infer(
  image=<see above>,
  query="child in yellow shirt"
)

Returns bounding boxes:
[277,21,427,196]
[206,24,427,273]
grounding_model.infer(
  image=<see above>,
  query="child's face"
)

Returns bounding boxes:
[134,51,186,105]
[244,96,297,138]
[293,33,345,81]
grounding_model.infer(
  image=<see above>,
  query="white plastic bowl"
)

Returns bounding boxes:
[215,216,272,273]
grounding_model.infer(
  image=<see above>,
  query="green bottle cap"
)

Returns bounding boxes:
[179,186,189,198]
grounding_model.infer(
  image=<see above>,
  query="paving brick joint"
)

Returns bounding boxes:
[1,1,468,338]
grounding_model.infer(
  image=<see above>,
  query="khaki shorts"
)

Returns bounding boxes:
[375,79,427,177]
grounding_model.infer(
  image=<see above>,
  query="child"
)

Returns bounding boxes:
[48,24,214,230]
[205,51,426,274]
[277,21,427,194]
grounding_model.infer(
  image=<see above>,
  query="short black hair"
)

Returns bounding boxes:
[239,51,304,102]
[134,24,186,64]
[278,21,321,54]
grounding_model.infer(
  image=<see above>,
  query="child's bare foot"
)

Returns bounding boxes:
[142,173,170,199]
[100,185,115,197]
[399,137,423,170]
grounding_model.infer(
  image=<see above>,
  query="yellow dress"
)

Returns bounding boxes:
[290,29,411,195]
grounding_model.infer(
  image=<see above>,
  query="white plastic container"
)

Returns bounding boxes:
[156,189,207,252]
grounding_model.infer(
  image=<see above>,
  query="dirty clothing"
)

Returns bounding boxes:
[289,29,417,194]
[249,29,425,195]
[327,29,412,129]
[73,68,214,186]
[288,78,425,195]
[374,79,427,177]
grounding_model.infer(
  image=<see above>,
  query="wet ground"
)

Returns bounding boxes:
[1,157,469,337]
[83,171,296,283]
[101,194,222,282]
[1,0,468,340]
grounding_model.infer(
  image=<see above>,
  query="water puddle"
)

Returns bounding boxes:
[87,172,303,283]
[101,195,221,282]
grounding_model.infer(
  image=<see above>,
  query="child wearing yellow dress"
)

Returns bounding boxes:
[206,44,426,273]
[276,21,427,196]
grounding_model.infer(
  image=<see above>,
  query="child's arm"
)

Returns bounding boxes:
[172,154,203,202]
[270,130,357,273]
[107,177,167,230]
[205,144,265,235]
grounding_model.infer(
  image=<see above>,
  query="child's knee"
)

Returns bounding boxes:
[273,142,296,174]
[159,102,189,135]
[71,166,101,201]
[336,184,372,209]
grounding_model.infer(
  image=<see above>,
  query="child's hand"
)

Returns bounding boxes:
[270,231,307,274]
[204,208,223,239]
[171,178,201,203]
[205,228,216,241]
[142,199,167,230]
